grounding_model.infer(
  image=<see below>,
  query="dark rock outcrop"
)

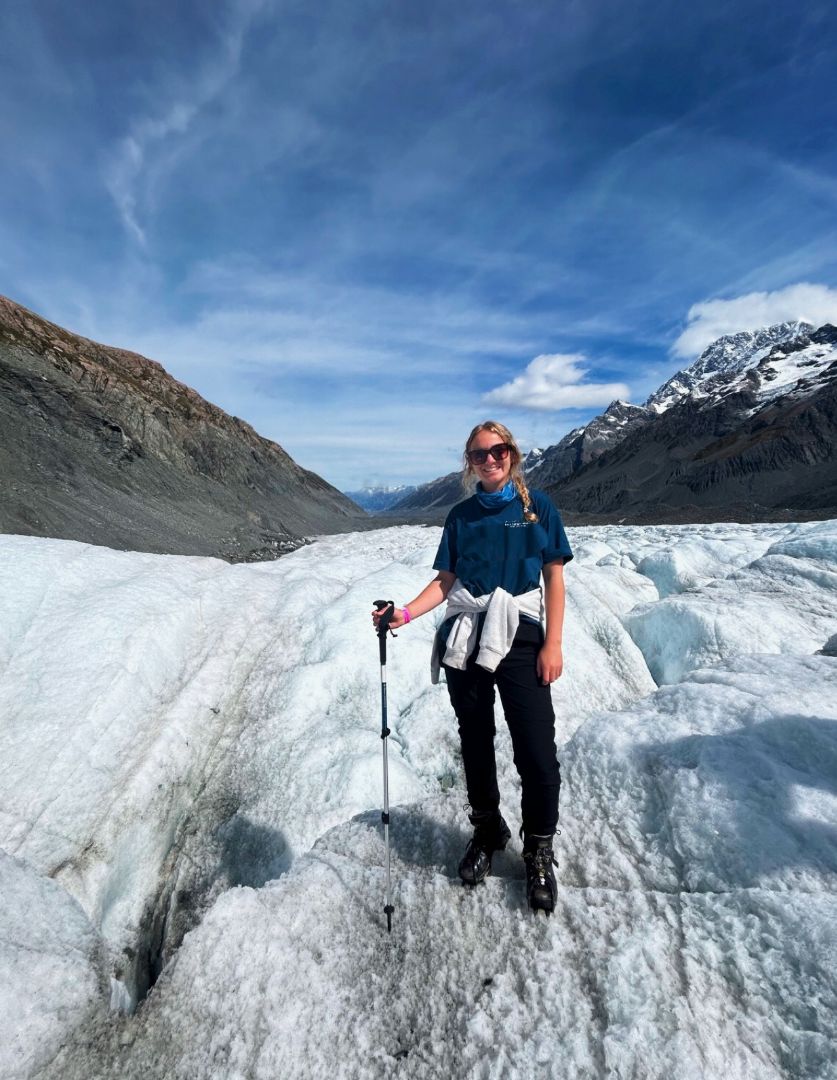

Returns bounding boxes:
[0,296,366,558]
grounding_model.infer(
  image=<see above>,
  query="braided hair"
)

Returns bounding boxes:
[463,420,539,523]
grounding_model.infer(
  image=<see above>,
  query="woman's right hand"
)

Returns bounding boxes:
[371,605,407,631]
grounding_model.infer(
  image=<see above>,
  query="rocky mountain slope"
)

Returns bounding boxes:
[0,296,366,558]
[392,321,837,523]
[525,399,650,490]
[385,470,464,519]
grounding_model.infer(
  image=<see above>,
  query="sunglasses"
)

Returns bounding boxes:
[466,442,511,466]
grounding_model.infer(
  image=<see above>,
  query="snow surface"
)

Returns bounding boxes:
[1,521,836,1079]
[0,851,106,1080]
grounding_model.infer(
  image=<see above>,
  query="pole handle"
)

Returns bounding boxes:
[373,599,396,664]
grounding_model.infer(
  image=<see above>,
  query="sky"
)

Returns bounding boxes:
[2,0,837,491]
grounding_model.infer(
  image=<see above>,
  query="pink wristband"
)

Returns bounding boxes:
[402,606,412,624]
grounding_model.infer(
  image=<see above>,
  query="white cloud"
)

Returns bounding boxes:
[673,282,837,358]
[482,353,630,412]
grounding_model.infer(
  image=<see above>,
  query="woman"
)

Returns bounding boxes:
[372,420,572,914]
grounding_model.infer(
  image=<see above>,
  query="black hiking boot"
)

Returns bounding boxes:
[523,835,558,914]
[459,810,512,887]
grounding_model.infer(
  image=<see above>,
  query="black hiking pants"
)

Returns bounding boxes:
[442,621,561,838]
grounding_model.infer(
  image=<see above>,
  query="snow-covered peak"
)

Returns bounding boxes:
[601,399,648,424]
[647,320,814,414]
[726,323,837,408]
[688,320,813,379]
[522,447,544,472]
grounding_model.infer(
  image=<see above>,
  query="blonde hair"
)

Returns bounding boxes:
[463,420,538,522]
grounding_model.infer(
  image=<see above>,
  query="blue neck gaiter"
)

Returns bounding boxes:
[476,480,517,509]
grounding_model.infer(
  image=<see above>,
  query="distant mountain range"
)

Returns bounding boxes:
[390,320,837,523]
[343,485,417,512]
[0,296,366,558]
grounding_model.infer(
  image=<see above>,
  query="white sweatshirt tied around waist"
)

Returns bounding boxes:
[430,579,543,684]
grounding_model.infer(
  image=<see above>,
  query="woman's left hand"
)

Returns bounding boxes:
[537,642,563,685]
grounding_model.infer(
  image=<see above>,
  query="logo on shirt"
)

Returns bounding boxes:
[504,521,532,528]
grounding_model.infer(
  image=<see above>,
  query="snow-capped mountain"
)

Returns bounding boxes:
[700,323,837,411]
[529,321,819,491]
[551,322,837,521]
[646,320,814,413]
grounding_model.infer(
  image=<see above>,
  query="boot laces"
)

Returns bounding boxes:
[526,845,556,887]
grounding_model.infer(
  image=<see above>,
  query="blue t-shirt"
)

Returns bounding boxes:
[432,488,573,598]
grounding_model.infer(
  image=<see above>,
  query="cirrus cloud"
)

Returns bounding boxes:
[104,0,266,247]
[673,282,837,358]
[482,353,630,412]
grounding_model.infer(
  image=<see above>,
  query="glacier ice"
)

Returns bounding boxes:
[1,521,836,1079]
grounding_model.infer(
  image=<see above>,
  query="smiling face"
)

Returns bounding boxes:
[467,427,514,492]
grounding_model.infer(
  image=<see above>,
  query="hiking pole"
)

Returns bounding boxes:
[373,600,397,932]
